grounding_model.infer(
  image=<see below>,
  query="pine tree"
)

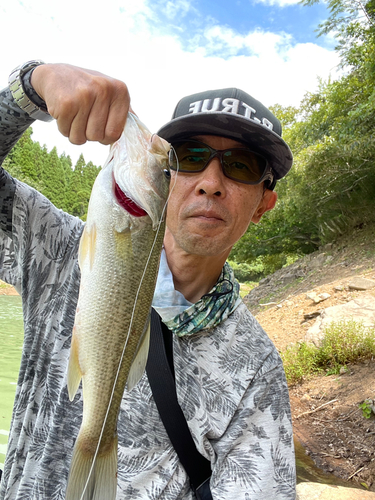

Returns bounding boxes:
[41,147,68,209]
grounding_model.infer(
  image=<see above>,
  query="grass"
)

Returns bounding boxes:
[0,279,12,289]
[239,282,258,299]
[281,320,375,386]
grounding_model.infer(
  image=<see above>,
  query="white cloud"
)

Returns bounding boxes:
[252,0,303,7]
[0,0,340,166]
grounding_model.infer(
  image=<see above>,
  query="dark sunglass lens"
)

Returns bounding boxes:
[223,150,266,183]
[172,142,210,172]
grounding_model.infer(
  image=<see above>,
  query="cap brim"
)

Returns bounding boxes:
[157,112,293,180]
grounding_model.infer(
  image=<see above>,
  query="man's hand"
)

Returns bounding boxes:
[31,63,130,146]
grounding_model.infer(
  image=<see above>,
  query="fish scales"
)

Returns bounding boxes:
[65,113,170,500]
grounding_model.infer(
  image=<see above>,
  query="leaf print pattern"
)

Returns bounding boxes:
[0,85,296,499]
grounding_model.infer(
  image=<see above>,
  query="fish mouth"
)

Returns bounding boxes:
[114,181,148,217]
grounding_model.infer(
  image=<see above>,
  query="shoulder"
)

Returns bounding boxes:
[182,302,281,374]
[174,302,284,408]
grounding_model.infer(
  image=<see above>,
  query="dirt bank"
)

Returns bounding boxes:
[244,224,375,491]
[0,281,19,295]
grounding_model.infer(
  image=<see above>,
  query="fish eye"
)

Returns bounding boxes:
[163,168,171,180]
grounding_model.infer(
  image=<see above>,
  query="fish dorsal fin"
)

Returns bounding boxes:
[127,321,151,392]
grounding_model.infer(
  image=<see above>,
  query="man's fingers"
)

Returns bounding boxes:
[67,107,93,146]
[85,93,127,145]
[31,64,131,146]
[102,98,130,146]
[65,77,129,145]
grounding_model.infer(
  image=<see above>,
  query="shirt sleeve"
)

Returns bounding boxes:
[0,83,36,286]
[0,86,84,297]
[0,85,35,167]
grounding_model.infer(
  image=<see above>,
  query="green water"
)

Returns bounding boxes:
[0,295,23,470]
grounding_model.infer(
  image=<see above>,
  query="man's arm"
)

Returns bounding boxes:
[0,62,130,167]
[0,62,131,289]
[0,86,35,166]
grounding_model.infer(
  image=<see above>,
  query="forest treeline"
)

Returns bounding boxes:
[3,129,101,221]
[3,0,375,278]
[231,0,375,277]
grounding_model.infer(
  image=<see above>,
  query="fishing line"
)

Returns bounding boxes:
[79,144,179,500]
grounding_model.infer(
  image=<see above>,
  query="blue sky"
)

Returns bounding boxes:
[0,0,339,166]
[201,0,331,45]
[154,0,333,48]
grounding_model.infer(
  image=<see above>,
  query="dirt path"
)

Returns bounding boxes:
[244,225,375,491]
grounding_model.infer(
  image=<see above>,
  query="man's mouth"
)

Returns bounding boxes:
[189,210,225,222]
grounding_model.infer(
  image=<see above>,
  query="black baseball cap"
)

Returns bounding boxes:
[157,88,293,189]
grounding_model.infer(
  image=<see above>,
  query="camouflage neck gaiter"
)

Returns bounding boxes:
[164,262,241,337]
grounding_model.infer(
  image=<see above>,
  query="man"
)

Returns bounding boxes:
[0,61,296,499]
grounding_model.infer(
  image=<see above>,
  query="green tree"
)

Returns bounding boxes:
[5,128,45,192]
[41,147,68,209]
[231,1,375,266]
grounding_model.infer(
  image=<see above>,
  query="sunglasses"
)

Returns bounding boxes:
[168,139,274,185]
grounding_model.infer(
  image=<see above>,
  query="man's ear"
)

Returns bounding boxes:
[251,189,278,224]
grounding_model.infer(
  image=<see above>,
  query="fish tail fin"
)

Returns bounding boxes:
[65,433,118,500]
[67,329,82,401]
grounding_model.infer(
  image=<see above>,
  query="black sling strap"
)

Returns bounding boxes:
[146,308,213,500]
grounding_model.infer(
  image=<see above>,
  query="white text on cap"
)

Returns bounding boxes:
[188,98,274,131]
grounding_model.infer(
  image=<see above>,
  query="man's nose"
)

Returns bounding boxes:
[194,157,227,197]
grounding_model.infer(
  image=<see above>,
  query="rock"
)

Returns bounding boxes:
[348,277,375,291]
[321,243,334,252]
[305,295,375,346]
[306,292,331,304]
[315,293,331,304]
[303,311,322,321]
[309,253,328,270]
[334,285,344,291]
[283,272,300,283]
[296,482,375,499]
[258,276,271,285]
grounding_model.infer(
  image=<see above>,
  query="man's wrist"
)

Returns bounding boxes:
[8,60,53,122]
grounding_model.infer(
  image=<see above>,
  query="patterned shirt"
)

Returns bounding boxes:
[0,84,296,499]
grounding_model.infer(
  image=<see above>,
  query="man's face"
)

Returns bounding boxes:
[165,135,276,260]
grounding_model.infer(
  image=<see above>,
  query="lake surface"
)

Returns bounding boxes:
[0,295,23,470]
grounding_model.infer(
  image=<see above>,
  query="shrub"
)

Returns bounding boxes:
[281,320,375,385]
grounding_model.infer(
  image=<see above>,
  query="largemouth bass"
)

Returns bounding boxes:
[65,112,170,500]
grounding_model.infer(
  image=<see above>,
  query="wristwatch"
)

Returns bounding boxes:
[8,60,53,122]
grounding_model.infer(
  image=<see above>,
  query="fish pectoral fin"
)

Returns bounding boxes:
[127,321,151,392]
[78,223,97,270]
[65,433,118,500]
[67,330,83,401]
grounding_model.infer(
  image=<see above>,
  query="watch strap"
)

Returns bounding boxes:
[22,68,49,112]
[8,60,53,122]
